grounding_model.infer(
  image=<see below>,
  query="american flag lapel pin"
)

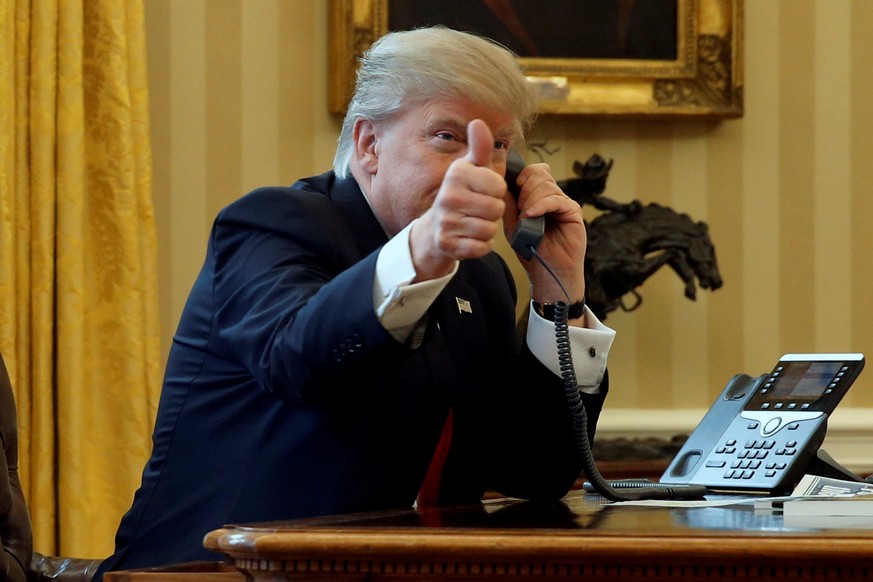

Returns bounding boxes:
[455,297,472,314]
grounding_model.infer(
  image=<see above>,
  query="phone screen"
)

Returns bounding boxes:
[767,362,841,399]
[746,356,863,412]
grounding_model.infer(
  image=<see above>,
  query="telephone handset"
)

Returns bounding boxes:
[660,353,866,494]
[505,151,545,260]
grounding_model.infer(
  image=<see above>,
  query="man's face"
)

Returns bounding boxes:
[358,97,517,236]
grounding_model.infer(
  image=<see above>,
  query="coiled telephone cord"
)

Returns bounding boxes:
[531,249,706,501]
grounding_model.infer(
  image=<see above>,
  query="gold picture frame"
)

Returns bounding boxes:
[328,0,743,118]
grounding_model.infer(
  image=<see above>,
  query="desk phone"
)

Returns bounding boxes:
[660,353,865,494]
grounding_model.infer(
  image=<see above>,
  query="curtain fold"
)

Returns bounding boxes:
[0,0,160,558]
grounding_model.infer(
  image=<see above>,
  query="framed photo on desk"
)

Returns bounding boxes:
[328,0,744,118]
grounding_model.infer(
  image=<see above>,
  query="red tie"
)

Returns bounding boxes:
[416,409,453,508]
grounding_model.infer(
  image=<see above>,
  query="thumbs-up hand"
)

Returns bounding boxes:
[410,119,507,280]
[463,118,495,168]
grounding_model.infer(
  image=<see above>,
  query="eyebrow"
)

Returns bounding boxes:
[428,117,467,134]
[427,116,515,142]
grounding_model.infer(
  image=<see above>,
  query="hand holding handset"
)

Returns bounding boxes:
[505,151,545,260]
[504,152,706,501]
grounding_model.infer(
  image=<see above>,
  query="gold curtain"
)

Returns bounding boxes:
[0,0,160,558]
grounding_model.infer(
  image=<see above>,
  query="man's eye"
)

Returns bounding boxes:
[494,141,509,150]
[435,132,457,141]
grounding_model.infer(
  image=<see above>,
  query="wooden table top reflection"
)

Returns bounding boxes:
[203,490,873,581]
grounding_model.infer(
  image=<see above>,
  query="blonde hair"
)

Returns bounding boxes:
[333,27,537,178]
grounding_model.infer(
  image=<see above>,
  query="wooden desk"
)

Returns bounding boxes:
[202,490,873,581]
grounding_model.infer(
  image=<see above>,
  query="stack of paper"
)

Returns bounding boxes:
[766,474,873,528]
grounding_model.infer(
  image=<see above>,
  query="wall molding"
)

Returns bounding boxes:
[598,408,873,475]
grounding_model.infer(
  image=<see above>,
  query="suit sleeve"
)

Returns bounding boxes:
[205,188,413,404]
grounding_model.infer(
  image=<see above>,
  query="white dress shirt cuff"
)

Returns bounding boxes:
[373,220,458,343]
[526,302,616,393]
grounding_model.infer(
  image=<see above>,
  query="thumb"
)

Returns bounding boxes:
[465,119,493,168]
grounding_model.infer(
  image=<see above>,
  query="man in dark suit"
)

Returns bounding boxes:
[95,26,615,579]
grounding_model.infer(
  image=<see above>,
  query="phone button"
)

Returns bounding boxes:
[763,417,782,435]
[741,410,823,436]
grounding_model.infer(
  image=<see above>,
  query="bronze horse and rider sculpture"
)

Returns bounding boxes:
[558,154,723,321]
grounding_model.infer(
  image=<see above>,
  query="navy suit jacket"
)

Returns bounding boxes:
[96,172,608,577]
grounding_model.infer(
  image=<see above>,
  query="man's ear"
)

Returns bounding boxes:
[353,118,379,175]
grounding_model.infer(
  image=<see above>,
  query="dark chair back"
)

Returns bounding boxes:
[0,353,103,581]
[0,353,32,582]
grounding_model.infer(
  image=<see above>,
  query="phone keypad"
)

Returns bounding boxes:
[714,437,799,481]
[692,413,825,491]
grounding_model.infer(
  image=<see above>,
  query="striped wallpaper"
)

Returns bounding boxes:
[144,0,873,417]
